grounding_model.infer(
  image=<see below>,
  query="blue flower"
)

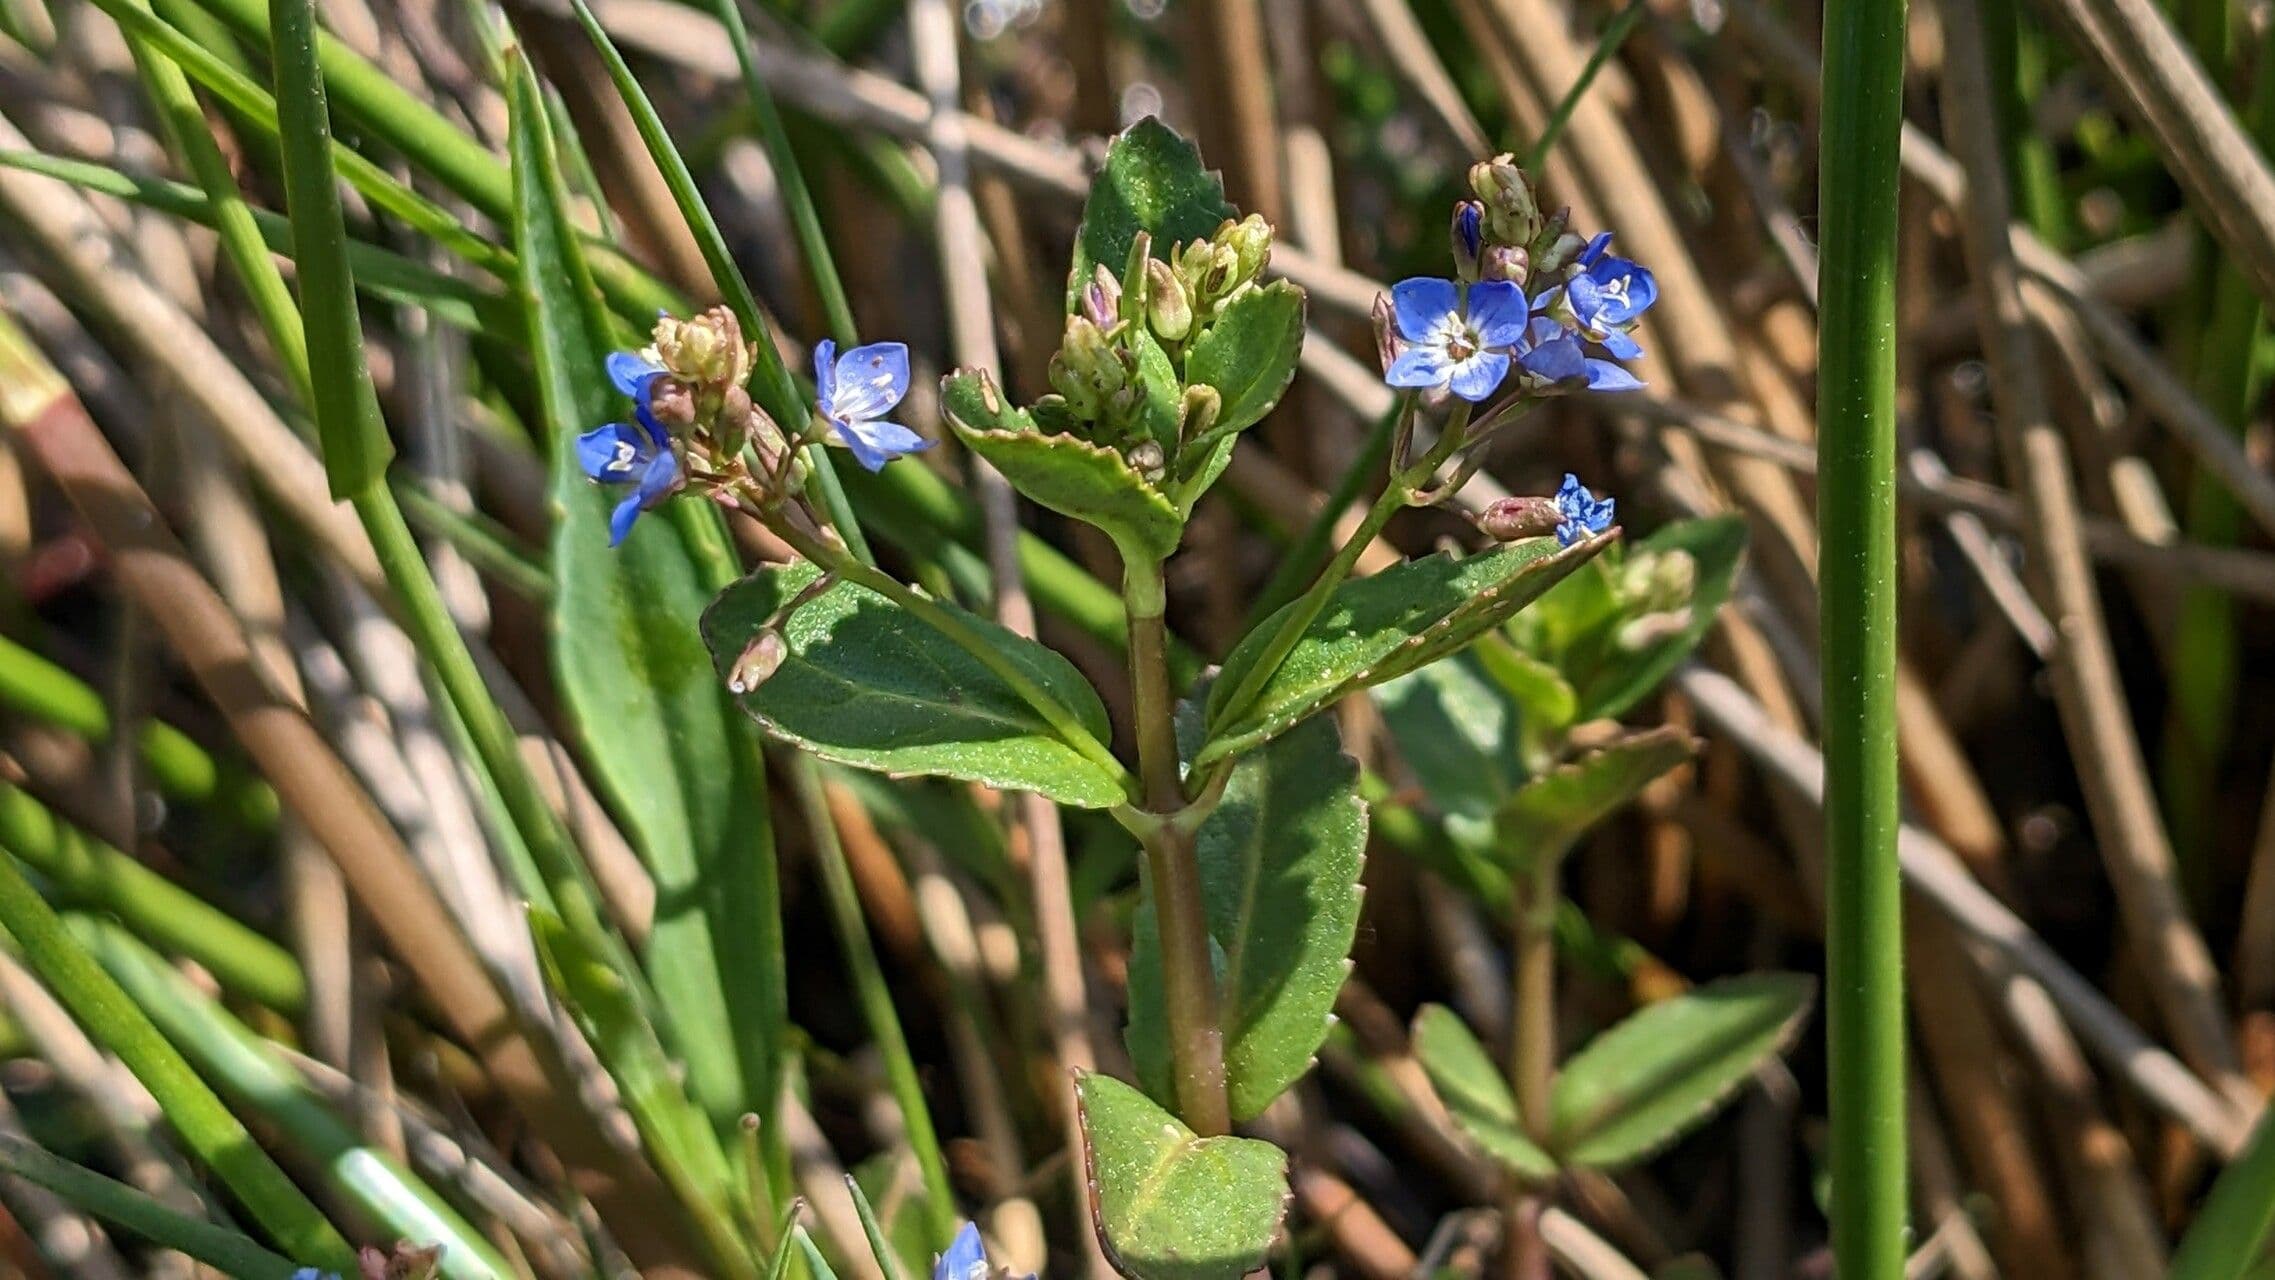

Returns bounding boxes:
[1513,317,1643,393]
[1561,232,1656,359]
[1555,473,1615,546]
[816,339,928,471]
[576,351,683,546]
[289,1270,338,1280]
[935,1223,989,1280]
[1382,278,1531,402]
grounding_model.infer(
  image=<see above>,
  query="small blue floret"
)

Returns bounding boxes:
[935,1222,989,1280]
[577,351,682,546]
[815,339,928,472]
[1382,278,1531,402]
[1555,473,1615,547]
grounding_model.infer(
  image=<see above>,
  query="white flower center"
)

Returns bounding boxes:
[1602,274,1631,305]
[612,440,638,469]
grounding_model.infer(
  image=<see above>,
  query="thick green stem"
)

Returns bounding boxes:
[1125,558,1230,1134]
[1820,0,1910,1265]
[1209,402,1467,739]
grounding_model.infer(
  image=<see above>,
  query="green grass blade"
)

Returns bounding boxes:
[85,922,514,1280]
[0,630,270,823]
[268,0,394,495]
[0,843,351,1265]
[505,38,786,1140]
[0,1134,300,1278]
[1818,0,1910,1266]
[0,782,304,1011]
[843,1174,913,1280]
[2171,1106,2275,1280]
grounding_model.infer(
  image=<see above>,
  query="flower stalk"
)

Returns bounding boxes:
[1503,856,1560,1280]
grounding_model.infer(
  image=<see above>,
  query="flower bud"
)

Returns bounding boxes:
[1213,214,1273,288]
[726,630,786,694]
[648,377,697,428]
[653,306,751,387]
[1531,211,1586,275]
[1479,244,1530,286]
[1083,263,1122,330]
[1145,258,1194,341]
[1469,154,1543,245]
[1127,439,1166,482]
[1478,495,1563,541]
[1620,548,1697,614]
[1050,316,1127,418]
[1179,383,1222,446]
[1451,200,1484,280]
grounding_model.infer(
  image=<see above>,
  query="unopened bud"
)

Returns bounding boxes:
[1049,316,1127,417]
[1451,200,1484,280]
[1621,548,1697,613]
[1532,212,1586,275]
[1478,495,1562,541]
[1214,214,1272,287]
[1179,383,1222,445]
[648,377,697,428]
[1083,263,1122,330]
[1469,154,1543,245]
[1127,440,1166,482]
[727,629,788,693]
[1479,244,1530,286]
[1145,258,1194,341]
[653,306,751,386]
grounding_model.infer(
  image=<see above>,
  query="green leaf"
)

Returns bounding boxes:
[511,49,777,1129]
[1127,325,1185,454]
[1069,118,1236,310]
[703,563,1128,808]
[1075,1072,1288,1280]
[1494,727,1696,870]
[1411,1005,1557,1181]
[1374,653,1526,852]
[527,908,759,1279]
[1198,536,1611,770]
[1184,280,1305,444]
[0,1134,299,1280]
[1128,714,1366,1122]
[1549,973,1816,1170]
[943,370,1184,563]
[1574,516,1747,720]
[268,0,392,496]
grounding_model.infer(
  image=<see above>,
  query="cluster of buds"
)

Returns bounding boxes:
[1041,216,1272,482]
[647,307,774,462]
[1611,546,1699,651]
[1451,157,1589,291]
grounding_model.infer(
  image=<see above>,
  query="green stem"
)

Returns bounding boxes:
[1209,400,1465,743]
[0,782,304,1012]
[1819,0,1910,1265]
[2170,1104,2275,1280]
[1521,0,1648,170]
[0,843,352,1266]
[1125,558,1230,1134]
[1246,400,1400,626]
[764,508,1137,800]
[0,1134,299,1279]
[785,757,959,1248]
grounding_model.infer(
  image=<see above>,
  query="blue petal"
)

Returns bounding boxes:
[1517,332,1589,384]
[1446,349,1511,402]
[577,422,649,481]
[935,1223,988,1280]
[1565,273,1606,321]
[1466,281,1531,348]
[1385,344,1453,389]
[832,417,931,472]
[1585,359,1644,391]
[828,342,912,423]
[1390,278,1460,341]
[1597,328,1644,360]
[812,338,838,412]
[607,490,645,546]
[608,350,663,397]
[1623,264,1659,313]
[631,447,681,505]
[1578,231,1615,266]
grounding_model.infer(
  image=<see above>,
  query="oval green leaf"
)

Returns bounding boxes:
[1075,1072,1288,1280]
[1128,713,1365,1122]
[1068,118,1236,310]
[943,369,1185,564]
[1198,535,1612,770]
[1411,1005,1558,1182]
[1184,280,1305,445]
[1494,726,1696,870]
[702,563,1127,808]
[1548,972,1816,1170]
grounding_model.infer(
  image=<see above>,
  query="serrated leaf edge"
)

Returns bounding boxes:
[1074,1071,1293,1280]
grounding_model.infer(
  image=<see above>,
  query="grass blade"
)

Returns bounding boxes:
[0,1134,301,1278]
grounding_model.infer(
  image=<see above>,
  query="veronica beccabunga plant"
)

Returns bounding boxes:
[548,120,1722,1277]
